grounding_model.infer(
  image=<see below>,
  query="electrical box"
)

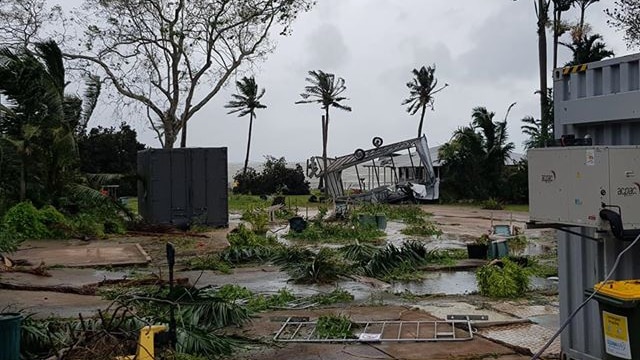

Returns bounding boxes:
[528,146,640,229]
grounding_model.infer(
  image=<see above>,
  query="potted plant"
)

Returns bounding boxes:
[467,234,490,259]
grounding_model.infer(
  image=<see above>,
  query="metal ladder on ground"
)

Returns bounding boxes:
[273,315,486,343]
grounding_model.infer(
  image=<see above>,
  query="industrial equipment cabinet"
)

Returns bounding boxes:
[550,53,640,360]
[137,147,228,228]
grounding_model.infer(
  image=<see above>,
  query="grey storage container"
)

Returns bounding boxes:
[553,53,640,360]
[137,147,228,227]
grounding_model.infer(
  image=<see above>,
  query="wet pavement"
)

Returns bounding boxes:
[0,289,109,318]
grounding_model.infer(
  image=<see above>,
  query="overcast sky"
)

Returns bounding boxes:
[85,0,633,163]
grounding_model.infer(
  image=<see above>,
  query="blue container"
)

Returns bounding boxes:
[358,214,377,228]
[0,313,22,360]
[375,215,387,230]
[488,240,509,260]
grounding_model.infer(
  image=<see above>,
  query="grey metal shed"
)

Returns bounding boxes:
[137,147,228,228]
[553,53,640,360]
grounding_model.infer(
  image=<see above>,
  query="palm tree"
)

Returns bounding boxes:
[561,33,614,66]
[551,0,573,69]
[0,41,99,204]
[402,65,447,137]
[439,106,515,200]
[573,0,599,37]
[225,76,267,175]
[296,70,351,193]
[522,89,554,149]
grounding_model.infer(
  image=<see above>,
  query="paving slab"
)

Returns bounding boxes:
[0,268,129,288]
[0,290,109,319]
[413,301,518,323]
[478,323,561,358]
[491,301,559,319]
[12,243,150,267]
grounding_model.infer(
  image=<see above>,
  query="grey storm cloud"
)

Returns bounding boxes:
[304,23,350,70]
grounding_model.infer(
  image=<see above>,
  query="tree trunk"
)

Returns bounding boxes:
[537,0,550,139]
[579,4,586,34]
[418,104,426,138]
[164,130,176,149]
[180,117,187,148]
[553,7,560,69]
[322,111,329,196]
[243,113,254,175]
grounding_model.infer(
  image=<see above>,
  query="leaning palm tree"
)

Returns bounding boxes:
[225,76,267,175]
[402,65,447,137]
[296,70,351,193]
[471,107,515,198]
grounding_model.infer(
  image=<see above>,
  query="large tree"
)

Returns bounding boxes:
[402,65,447,138]
[0,0,61,50]
[606,0,640,48]
[61,0,312,148]
[296,70,351,194]
[225,76,267,176]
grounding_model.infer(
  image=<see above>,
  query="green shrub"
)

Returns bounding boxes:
[241,207,269,234]
[476,259,530,298]
[232,156,310,195]
[481,198,504,210]
[1,202,51,240]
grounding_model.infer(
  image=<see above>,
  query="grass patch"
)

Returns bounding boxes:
[427,248,468,266]
[285,221,385,244]
[183,254,232,273]
[316,314,354,339]
[355,204,429,224]
[400,222,443,237]
[309,288,354,305]
[228,193,323,212]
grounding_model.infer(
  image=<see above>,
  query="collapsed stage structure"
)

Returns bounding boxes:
[306,136,439,203]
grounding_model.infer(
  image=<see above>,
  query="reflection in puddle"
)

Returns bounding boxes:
[390,271,557,296]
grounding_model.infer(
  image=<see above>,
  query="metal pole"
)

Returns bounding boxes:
[372,159,381,188]
[355,165,363,191]
[389,156,399,183]
[407,148,416,180]
[166,243,177,350]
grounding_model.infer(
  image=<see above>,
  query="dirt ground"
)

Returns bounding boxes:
[0,204,560,359]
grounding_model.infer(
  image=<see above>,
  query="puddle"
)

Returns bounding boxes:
[390,271,558,296]
[178,268,376,302]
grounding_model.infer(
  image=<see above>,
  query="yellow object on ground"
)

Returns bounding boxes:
[116,325,167,360]
[594,280,640,301]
